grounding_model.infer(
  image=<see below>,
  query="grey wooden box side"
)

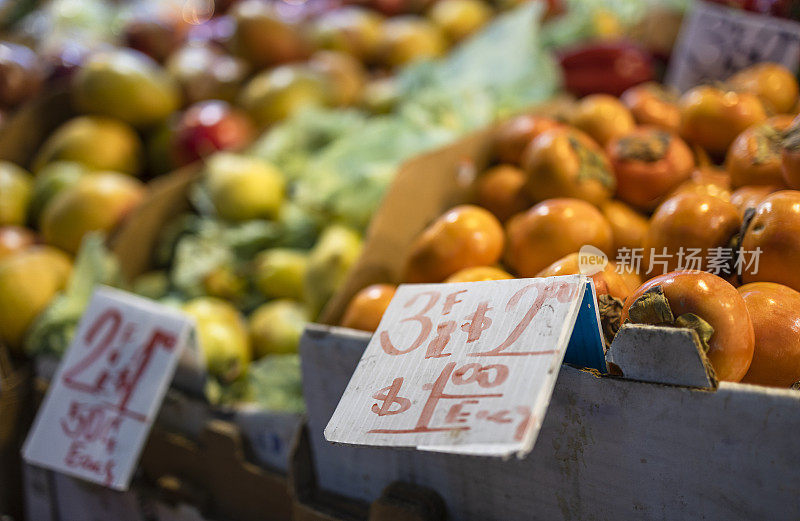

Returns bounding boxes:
[300,323,800,521]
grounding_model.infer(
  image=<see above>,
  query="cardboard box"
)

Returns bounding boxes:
[300,126,800,520]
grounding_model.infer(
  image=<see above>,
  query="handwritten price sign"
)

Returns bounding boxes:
[667,1,800,92]
[325,275,605,457]
[23,287,193,490]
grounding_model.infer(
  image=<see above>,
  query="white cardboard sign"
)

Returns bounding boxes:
[667,1,800,92]
[23,286,193,490]
[325,275,605,457]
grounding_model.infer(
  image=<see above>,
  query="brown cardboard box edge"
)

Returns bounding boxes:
[319,126,495,326]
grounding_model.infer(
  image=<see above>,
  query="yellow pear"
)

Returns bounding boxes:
[182,297,251,381]
[0,246,72,352]
[41,172,144,254]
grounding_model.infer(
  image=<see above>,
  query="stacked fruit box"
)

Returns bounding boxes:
[298,59,800,520]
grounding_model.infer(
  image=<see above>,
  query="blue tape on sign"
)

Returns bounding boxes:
[564,281,607,373]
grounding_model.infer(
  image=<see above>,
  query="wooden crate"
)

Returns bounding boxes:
[301,122,800,520]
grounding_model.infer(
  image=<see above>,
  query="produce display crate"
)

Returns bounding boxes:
[294,128,800,521]
[23,417,294,521]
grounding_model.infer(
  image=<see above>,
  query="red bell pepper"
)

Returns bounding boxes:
[557,40,655,98]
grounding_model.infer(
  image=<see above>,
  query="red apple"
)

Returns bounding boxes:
[170,100,255,166]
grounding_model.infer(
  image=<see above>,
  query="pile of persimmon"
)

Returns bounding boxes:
[341,62,800,389]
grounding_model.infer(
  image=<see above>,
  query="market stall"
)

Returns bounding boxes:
[2,0,800,519]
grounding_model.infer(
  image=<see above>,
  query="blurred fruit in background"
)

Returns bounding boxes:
[40,171,145,254]
[33,116,143,175]
[183,296,251,381]
[729,185,780,218]
[0,161,33,226]
[308,6,384,62]
[428,0,492,43]
[253,248,308,300]
[249,299,310,357]
[340,283,396,331]
[377,16,446,67]
[494,114,562,165]
[504,198,612,277]
[728,62,799,115]
[570,94,635,147]
[230,0,312,68]
[0,246,72,352]
[0,41,44,108]
[122,5,190,63]
[359,76,399,113]
[239,64,330,127]
[559,41,653,98]
[308,50,367,107]
[474,164,530,222]
[620,82,680,133]
[679,85,767,158]
[171,100,255,166]
[305,224,362,314]
[600,199,648,252]
[404,204,503,283]
[726,116,792,189]
[204,152,286,221]
[0,226,36,260]
[72,48,180,127]
[28,161,87,224]
[166,43,250,104]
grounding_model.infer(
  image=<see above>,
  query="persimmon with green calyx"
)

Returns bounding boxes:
[738,282,800,387]
[522,127,616,206]
[607,127,694,211]
[726,116,793,189]
[622,271,754,382]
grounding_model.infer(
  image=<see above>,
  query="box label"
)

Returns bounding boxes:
[325,276,604,457]
[23,287,192,490]
[667,1,800,92]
